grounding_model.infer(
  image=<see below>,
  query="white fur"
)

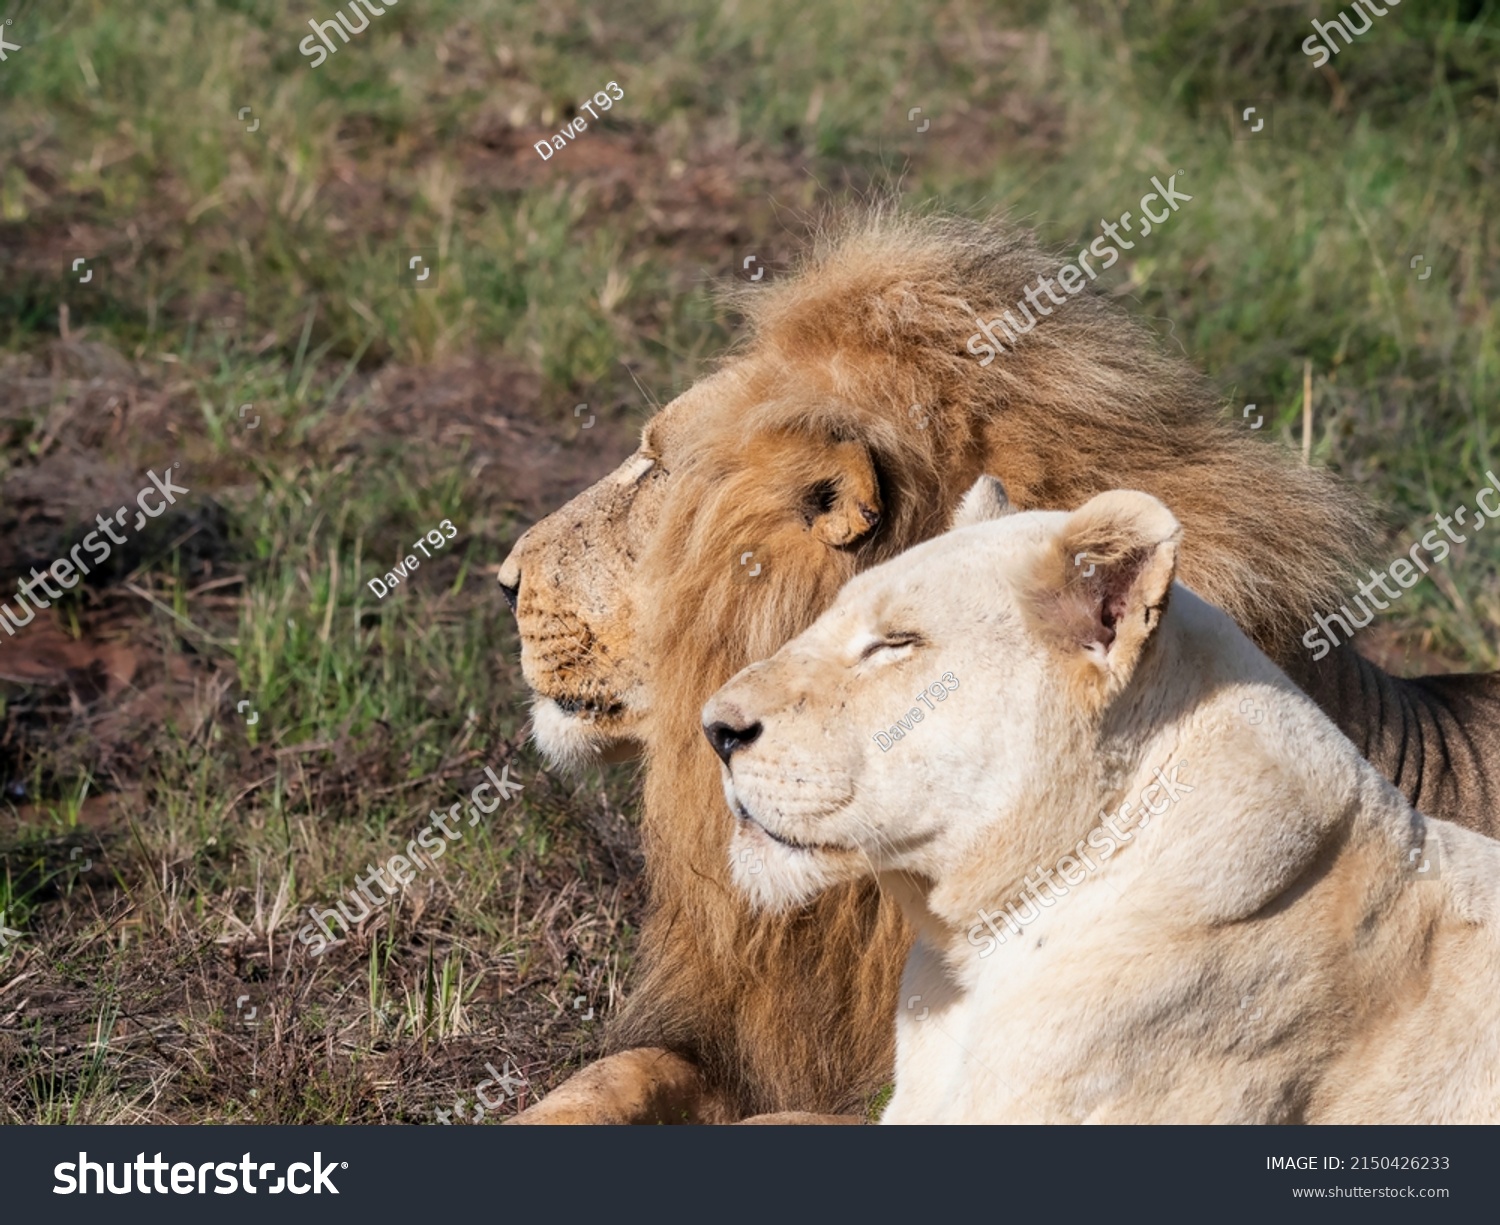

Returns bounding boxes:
[531,696,643,772]
[704,482,1500,1124]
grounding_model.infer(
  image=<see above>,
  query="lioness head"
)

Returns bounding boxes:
[703,477,1182,913]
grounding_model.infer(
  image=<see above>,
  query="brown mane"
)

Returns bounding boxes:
[610,209,1376,1115]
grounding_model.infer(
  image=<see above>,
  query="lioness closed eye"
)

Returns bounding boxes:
[703,477,1500,1124]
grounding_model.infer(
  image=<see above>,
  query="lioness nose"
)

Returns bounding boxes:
[704,717,762,766]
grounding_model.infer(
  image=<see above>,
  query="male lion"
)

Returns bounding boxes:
[498,211,1500,1123]
[705,479,1500,1124]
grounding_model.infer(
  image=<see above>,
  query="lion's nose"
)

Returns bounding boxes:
[497,544,523,612]
[704,716,762,766]
[498,573,520,612]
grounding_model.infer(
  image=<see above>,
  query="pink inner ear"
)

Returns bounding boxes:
[1102,584,1131,631]
[1090,549,1148,652]
[1095,600,1118,650]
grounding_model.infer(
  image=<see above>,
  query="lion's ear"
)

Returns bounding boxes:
[1023,490,1181,693]
[808,440,883,547]
[951,476,1014,529]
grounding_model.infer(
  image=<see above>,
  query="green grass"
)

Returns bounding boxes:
[0,0,1496,1121]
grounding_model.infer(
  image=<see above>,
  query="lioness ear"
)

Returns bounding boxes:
[1024,490,1181,694]
[808,440,883,546]
[951,476,1014,529]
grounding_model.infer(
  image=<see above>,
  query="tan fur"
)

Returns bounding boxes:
[504,1048,724,1125]
[707,485,1500,1123]
[498,209,1498,1121]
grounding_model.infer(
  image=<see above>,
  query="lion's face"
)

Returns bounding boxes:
[500,355,965,771]
[497,377,716,768]
[702,480,1182,913]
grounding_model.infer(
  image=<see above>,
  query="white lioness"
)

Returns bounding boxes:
[701,477,1500,1124]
